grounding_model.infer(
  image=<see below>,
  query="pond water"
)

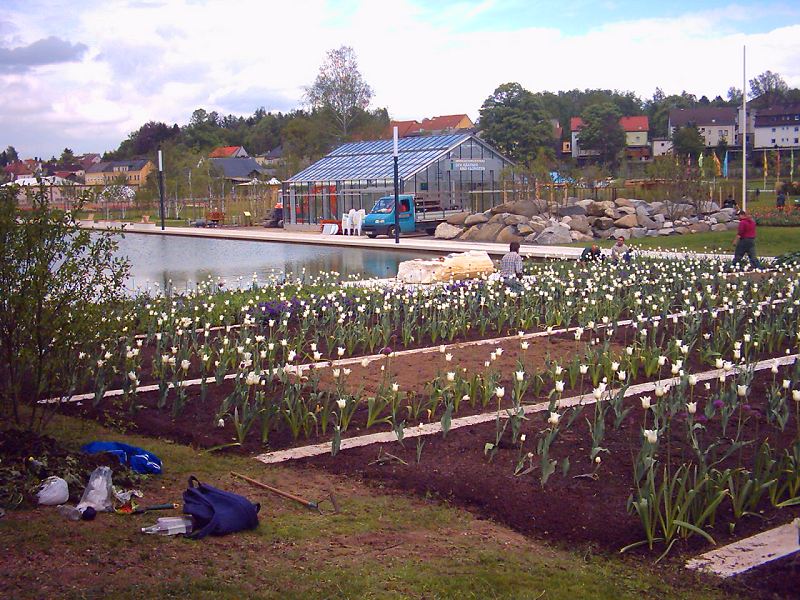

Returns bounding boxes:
[114,232,435,293]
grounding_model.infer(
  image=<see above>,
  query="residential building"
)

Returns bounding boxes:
[85,159,155,188]
[208,157,267,183]
[753,104,800,149]
[208,145,249,158]
[667,107,737,147]
[384,114,474,138]
[652,138,673,157]
[3,161,34,181]
[254,145,284,167]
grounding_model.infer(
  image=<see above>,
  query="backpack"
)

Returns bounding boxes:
[182,476,260,539]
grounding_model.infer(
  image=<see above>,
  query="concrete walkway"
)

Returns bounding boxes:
[81,221,742,261]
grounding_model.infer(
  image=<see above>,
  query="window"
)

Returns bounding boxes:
[795,138,799,144]
[772,127,776,132]
[771,139,776,144]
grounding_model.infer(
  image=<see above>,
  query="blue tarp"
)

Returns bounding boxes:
[82,441,162,475]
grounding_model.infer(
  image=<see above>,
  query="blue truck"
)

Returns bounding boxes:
[362,194,463,238]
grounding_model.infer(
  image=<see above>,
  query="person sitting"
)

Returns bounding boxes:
[500,242,524,284]
[723,195,736,209]
[610,236,631,263]
[580,244,603,262]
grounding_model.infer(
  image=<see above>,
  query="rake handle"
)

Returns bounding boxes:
[230,471,318,510]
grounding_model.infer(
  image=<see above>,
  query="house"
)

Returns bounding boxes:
[571,115,651,161]
[254,145,284,167]
[3,161,34,181]
[208,145,249,158]
[651,138,673,157]
[753,104,800,149]
[667,107,738,148]
[85,159,155,188]
[77,153,101,170]
[384,114,474,138]
[208,157,267,183]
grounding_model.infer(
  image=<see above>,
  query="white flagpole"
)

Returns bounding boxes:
[742,46,747,211]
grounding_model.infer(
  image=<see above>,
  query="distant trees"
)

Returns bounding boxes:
[304,45,373,138]
[478,82,554,163]
[59,148,75,164]
[577,103,625,165]
[749,70,788,103]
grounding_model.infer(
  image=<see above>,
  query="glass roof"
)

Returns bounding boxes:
[286,134,471,183]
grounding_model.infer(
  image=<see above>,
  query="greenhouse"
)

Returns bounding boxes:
[281,134,514,225]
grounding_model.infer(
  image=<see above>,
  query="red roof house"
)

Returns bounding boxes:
[209,146,249,158]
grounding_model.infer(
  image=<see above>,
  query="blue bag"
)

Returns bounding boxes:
[81,441,162,475]
[182,476,260,539]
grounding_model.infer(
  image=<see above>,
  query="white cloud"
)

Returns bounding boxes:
[1,0,799,157]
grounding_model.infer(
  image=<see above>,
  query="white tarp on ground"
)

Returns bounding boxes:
[396,250,495,284]
[3,176,73,186]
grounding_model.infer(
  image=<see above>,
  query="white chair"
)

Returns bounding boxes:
[321,223,338,235]
[352,209,365,236]
[341,212,352,235]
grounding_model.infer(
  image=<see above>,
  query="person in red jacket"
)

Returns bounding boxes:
[731,210,761,268]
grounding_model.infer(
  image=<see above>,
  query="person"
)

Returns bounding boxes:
[580,244,603,262]
[723,195,736,209]
[609,236,631,263]
[731,209,761,269]
[776,188,786,210]
[499,242,524,282]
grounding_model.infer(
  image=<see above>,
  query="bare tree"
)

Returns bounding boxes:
[304,46,373,137]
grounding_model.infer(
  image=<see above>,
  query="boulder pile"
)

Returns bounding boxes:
[436,198,739,245]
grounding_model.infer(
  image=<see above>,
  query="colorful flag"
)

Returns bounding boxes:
[712,151,721,177]
[776,149,781,180]
[723,150,729,178]
[763,150,768,178]
[698,152,704,172]
[791,149,795,181]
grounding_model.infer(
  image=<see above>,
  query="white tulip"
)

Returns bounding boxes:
[644,429,658,444]
[547,412,560,426]
[687,402,697,414]
[555,380,565,392]
[336,398,347,409]
[495,387,505,399]
[687,374,698,386]
[515,371,524,382]
[737,385,748,397]
[640,396,651,409]
[793,390,800,402]
[579,364,589,375]
[446,372,455,382]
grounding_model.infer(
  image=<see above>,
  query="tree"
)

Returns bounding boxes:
[304,46,373,138]
[749,70,788,105]
[0,186,129,430]
[577,103,625,165]
[5,145,19,163]
[727,87,743,105]
[672,125,705,158]
[59,148,75,164]
[478,82,554,163]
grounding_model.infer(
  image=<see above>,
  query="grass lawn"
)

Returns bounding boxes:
[571,226,799,257]
[0,415,739,600]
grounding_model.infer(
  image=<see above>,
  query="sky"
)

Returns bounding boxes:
[1,0,799,158]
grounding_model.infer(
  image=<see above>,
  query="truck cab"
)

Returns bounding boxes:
[363,194,417,238]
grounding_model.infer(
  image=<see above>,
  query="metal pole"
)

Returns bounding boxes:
[393,126,400,244]
[157,149,166,230]
[742,45,747,211]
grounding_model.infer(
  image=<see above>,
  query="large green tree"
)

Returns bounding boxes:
[577,103,625,165]
[478,82,553,163]
[672,125,705,158]
[304,45,373,138]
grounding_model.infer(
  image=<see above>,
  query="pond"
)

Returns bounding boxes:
[114,232,436,293]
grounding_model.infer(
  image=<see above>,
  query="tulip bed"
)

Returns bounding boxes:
[61,255,800,574]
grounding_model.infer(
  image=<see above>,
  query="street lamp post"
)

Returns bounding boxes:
[392,126,400,244]
[157,149,166,230]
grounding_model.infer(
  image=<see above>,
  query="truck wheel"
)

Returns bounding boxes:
[387,225,398,238]
[367,232,378,238]
[425,227,436,235]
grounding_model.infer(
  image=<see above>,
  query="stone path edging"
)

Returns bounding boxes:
[686,521,800,577]
[252,354,798,464]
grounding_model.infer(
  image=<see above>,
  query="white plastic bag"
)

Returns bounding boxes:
[37,476,69,506]
[76,466,113,512]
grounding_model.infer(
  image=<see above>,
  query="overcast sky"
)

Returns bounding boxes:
[2,0,799,158]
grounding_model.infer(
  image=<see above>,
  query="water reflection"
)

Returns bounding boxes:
[114,233,436,293]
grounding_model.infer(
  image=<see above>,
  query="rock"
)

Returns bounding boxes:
[464,213,490,226]
[613,214,639,228]
[617,206,636,215]
[586,201,615,217]
[698,201,720,214]
[630,227,647,239]
[650,202,667,215]
[658,227,675,236]
[517,223,534,235]
[434,222,464,240]
[637,212,657,229]
[496,225,523,244]
[653,214,666,226]
[576,199,594,211]
[489,199,544,218]
[557,205,587,217]
[488,212,508,224]
[670,203,696,218]
[593,217,614,230]
[570,231,594,242]
[688,222,711,233]
[503,214,529,226]
[710,210,734,223]
[463,222,506,242]
[614,198,634,208]
[534,224,572,245]
[675,226,690,235]
[445,211,471,226]
[612,228,632,240]
[726,221,739,230]
[528,220,547,234]
[711,223,728,232]
[595,228,616,239]
[568,214,591,234]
